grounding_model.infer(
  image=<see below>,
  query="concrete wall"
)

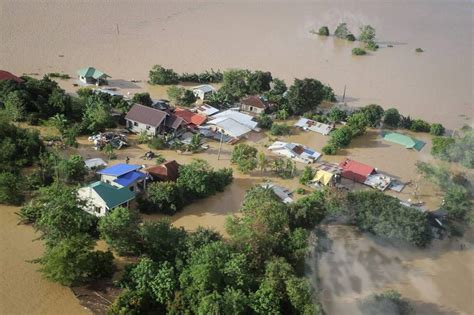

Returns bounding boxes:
[241,104,264,114]
[78,187,108,217]
[126,119,157,136]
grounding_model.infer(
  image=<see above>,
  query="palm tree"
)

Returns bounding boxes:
[257,152,267,175]
[103,143,115,160]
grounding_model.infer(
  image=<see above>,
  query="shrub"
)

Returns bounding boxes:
[329,126,353,148]
[231,144,258,173]
[257,114,273,129]
[334,23,350,39]
[366,40,378,51]
[299,166,315,185]
[139,181,185,215]
[328,107,347,122]
[415,48,424,52]
[431,137,455,160]
[318,26,329,36]
[410,119,430,132]
[132,92,153,107]
[149,65,179,85]
[322,144,337,155]
[346,34,356,41]
[352,48,367,55]
[430,123,445,136]
[149,137,167,150]
[0,172,24,205]
[359,25,376,43]
[270,123,291,136]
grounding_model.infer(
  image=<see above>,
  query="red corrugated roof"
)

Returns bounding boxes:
[241,96,268,109]
[174,108,207,126]
[339,159,375,183]
[146,160,180,182]
[0,70,23,83]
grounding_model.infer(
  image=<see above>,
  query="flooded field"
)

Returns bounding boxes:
[311,225,474,315]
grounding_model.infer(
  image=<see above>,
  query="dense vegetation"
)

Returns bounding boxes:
[430,127,473,168]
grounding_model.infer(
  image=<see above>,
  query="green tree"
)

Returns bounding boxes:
[410,119,431,132]
[322,144,338,155]
[443,185,472,219]
[288,191,327,229]
[431,137,454,160]
[132,92,153,106]
[299,166,314,185]
[257,113,273,129]
[39,234,114,286]
[318,26,329,36]
[270,123,291,136]
[256,152,268,175]
[220,69,250,99]
[99,207,142,256]
[329,125,353,147]
[0,172,24,205]
[206,90,233,109]
[3,90,25,121]
[335,23,350,39]
[361,104,384,127]
[167,86,196,107]
[347,112,369,136]
[247,71,273,95]
[57,154,87,184]
[81,95,115,133]
[138,181,184,214]
[231,144,258,174]
[359,25,376,43]
[430,123,445,136]
[149,65,179,85]
[352,48,367,55]
[287,78,325,114]
[104,143,116,160]
[328,107,347,122]
[383,108,401,127]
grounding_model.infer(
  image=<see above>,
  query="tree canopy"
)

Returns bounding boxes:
[287,78,325,114]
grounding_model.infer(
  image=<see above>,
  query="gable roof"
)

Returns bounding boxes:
[382,132,425,151]
[114,170,146,187]
[146,160,181,181]
[125,104,168,127]
[208,117,252,138]
[212,110,258,130]
[174,108,207,126]
[89,181,135,209]
[0,70,23,83]
[97,163,141,176]
[77,67,110,79]
[196,104,219,116]
[294,117,334,135]
[193,84,216,93]
[165,114,186,130]
[339,159,375,183]
[241,96,268,109]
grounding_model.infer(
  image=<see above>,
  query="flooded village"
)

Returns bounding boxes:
[1,1,473,315]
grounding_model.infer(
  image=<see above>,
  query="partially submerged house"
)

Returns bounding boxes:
[339,159,392,191]
[125,104,179,136]
[196,104,219,116]
[207,117,252,139]
[192,85,216,100]
[294,117,334,136]
[97,163,147,192]
[310,162,342,187]
[211,109,259,130]
[261,182,294,204]
[77,67,110,85]
[145,160,181,182]
[268,141,321,164]
[0,70,23,83]
[174,108,207,128]
[240,96,270,114]
[382,132,425,151]
[78,181,135,217]
[84,158,107,170]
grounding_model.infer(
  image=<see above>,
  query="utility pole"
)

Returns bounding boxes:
[342,85,347,103]
[217,132,224,160]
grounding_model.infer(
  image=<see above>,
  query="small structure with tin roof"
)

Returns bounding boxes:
[310,162,342,187]
[97,163,147,192]
[294,117,334,136]
[77,67,110,85]
[261,182,294,204]
[268,141,321,164]
[192,84,216,100]
[196,104,219,116]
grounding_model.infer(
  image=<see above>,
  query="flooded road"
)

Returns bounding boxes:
[310,225,474,315]
[0,205,88,315]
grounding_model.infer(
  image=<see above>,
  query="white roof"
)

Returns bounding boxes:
[193,84,216,93]
[212,109,258,130]
[208,118,251,138]
[261,183,293,204]
[294,117,333,135]
[84,158,107,169]
[268,141,321,163]
[196,104,220,116]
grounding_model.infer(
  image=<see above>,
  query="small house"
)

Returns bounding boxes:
[294,117,334,136]
[77,67,110,85]
[196,104,219,116]
[207,117,252,139]
[339,159,375,183]
[97,163,147,192]
[192,85,216,100]
[310,162,342,187]
[84,158,107,170]
[261,182,294,203]
[174,108,207,128]
[240,96,269,114]
[268,141,321,164]
[125,104,168,136]
[0,70,23,83]
[211,109,258,130]
[78,181,135,217]
[382,132,425,151]
[145,160,181,182]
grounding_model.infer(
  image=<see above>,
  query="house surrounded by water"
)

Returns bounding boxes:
[77,67,110,85]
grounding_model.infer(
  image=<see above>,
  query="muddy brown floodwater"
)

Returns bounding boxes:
[310,225,474,315]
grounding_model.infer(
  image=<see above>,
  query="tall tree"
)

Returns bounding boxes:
[287,78,325,114]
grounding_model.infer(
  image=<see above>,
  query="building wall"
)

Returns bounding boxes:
[77,187,108,217]
[126,119,157,136]
[241,104,264,114]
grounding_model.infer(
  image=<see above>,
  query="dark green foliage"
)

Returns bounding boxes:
[322,84,337,102]
[431,136,455,160]
[80,94,116,133]
[366,40,378,51]
[148,136,167,150]
[179,69,223,83]
[359,25,376,43]
[138,181,184,215]
[99,207,142,256]
[430,123,445,136]
[0,116,43,172]
[334,23,350,39]
[346,34,356,41]
[220,69,273,99]
[444,185,472,219]
[47,73,70,79]
[0,172,24,205]
[149,65,179,85]
[270,123,291,136]
[288,191,327,230]
[398,115,413,129]
[347,112,369,136]
[352,47,367,55]
[329,125,353,147]
[287,78,325,114]
[361,104,384,127]
[166,86,196,107]
[383,108,401,127]
[318,26,329,36]
[257,113,273,129]
[206,90,234,109]
[57,154,87,184]
[271,158,297,179]
[359,290,412,315]
[322,144,338,155]
[410,119,430,132]
[231,143,258,174]
[443,129,474,168]
[328,107,347,122]
[39,234,114,286]
[247,71,273,95]
[348,190,432,247]
[415,48,424,53]
[131,92,153,106]
[299,166,315,185]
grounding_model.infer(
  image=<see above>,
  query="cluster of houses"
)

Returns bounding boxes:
[78,160,181,217]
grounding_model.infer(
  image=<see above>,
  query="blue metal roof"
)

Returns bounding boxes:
[113,170,146,187]
[97,164,141,176]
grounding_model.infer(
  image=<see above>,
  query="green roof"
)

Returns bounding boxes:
[89,181,135,209]
[382,132,425,151]
[77,67,109,79]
